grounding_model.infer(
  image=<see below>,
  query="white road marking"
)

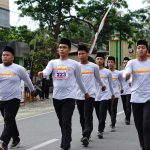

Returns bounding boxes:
[17,111,54,121]
[117,110,124,115]
[0,110,124,125]
[0,111,55,125]
[26,139,59,150]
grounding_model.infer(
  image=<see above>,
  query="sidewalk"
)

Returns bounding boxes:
[0,94,54,123]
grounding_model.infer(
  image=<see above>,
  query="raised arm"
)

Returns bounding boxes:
[38,60,53,78]
[19,67,34,92]
[123,60,133,81]
[94,65,104,87]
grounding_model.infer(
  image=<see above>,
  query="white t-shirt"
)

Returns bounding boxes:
[110,70,122,98]
[120,70,131,95]
[0,63,34,101]
[96,68,114,101]
[43,59,87,100]
[124,59,150,103]
[76,62,103,100]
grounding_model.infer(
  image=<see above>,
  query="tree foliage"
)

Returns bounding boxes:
[14,0,149,47]
[15,0,85,39]
[0,25,33,43]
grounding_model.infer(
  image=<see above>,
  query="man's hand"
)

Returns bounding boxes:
[101,86,106,91]
[85,93,90,100]
[129,82,131,87]
[121,89,124,94]
[31,90,35,97]
[111,95,115,100]
[126,73,131,81]
[38,71,43,78]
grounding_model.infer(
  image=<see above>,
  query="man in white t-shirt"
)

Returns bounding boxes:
[76,45,105,147]
[0,46,35,150]
[38,38,89,150]
[124,40,150,150]
[95,52,114,139]
[120,57,131,125]
[107,56,123,132]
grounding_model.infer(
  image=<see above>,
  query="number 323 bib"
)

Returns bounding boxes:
[54,70,69,80]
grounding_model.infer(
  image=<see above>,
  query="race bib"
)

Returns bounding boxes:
[54,70,68,80]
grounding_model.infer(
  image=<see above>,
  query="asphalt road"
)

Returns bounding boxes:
[0,99,141,150]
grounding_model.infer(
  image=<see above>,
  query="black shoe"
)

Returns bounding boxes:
[111,126,116,132]
[0,142,8,150]
[97,132,103,139]
[81,137,84,142]
[82,137,89,147]
[125,120,130,125]
[60,147,70,150]
[10,137,20,148]
[60,144,70,150]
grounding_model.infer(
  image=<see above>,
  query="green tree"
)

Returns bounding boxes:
[10,0,150,48]
[26,29,57,74]
[61,20,94,44]
[75,0,148,47]
[15,0,85,39]
[0,25,34,43]
[14,0,130,41]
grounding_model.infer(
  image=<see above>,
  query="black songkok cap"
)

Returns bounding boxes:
[78,44,89,53]
[95,52,105,59]
[3,46,15,55]
[107,56,116,62]
[137,40,148,49]
[59,38,71,48]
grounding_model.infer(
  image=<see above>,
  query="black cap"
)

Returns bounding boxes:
[107,56,115,63]
[78,44,89,53]
[59,38,71,48]
[95,52,105,59]
[3,46,15,55]
[137,40,148,49]
[123,57,130,61]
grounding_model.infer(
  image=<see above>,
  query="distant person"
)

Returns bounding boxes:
[95,53,114,139]
[0,46,34,150]
[120,57,131,125]
[34,78,42,100]
[147,49,150,59]
[124,40,150,150]
[41,76,50,100]
[107,56,123,132]
[38,38,89,150]
[76,45,105,147]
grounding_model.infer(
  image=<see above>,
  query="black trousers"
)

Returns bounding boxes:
[121,94,131,121]
[108,98,118,127]
[0,99,20,145]
[42,78,49,99]
[76,100,85,133]
[132,102,150,150]
[82,97,95,138]
[53,98,75,149]
[95,100,109,132]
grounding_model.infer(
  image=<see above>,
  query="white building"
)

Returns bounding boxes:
[0,0,10,28]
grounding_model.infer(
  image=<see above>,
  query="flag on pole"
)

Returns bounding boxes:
[89,0,118,54]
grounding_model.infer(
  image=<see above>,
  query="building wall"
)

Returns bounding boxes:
[109,40,128,70]
[0,0,10,28]
[0,0,9,9]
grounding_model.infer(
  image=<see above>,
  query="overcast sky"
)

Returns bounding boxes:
[9,0,146,30]
[126,0,146,10]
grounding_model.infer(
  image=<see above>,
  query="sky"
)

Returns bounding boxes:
[9,0,147,30]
